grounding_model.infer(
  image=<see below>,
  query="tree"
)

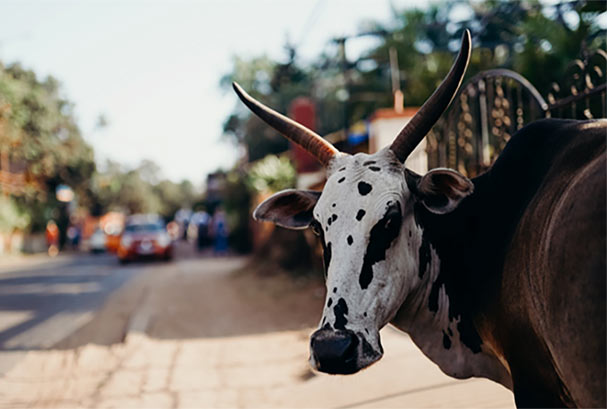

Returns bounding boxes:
[0,62,95,232]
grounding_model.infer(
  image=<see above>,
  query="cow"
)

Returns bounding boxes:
[233,30,606,408]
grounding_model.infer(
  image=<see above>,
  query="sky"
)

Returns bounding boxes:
[0,0,425,187]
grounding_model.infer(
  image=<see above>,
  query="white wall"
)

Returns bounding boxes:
[369,116,427,174]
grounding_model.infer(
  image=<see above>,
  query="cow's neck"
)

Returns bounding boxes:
[389,209,512,389]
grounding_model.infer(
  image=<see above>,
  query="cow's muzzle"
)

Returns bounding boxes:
[310,328,360,374]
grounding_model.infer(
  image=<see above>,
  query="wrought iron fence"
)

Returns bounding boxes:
[427,49,606,177]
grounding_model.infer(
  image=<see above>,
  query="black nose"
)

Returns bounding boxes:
[310,328,360,374]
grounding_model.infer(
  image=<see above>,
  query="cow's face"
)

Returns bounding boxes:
[254,148,473,374]
[237,29,472,376]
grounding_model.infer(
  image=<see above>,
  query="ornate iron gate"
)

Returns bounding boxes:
[427,49,606,177]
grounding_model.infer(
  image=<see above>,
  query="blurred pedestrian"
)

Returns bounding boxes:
[212,209,228,256]
[192,211,210,252]
[46,220,59,257]
[167,220,179,241]
[67,225,81,250]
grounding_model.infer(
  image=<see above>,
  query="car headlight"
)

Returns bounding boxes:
[156,233,171,247]
[121,235,133,247]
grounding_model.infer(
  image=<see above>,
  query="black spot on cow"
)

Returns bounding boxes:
[321,317,326,326]
[318,229,331,277]
[323,242,332,273]
[338,177,346,183]
[363,312,367,317]
[327,298,333,308]
[419,237,431,278]
[365,328,369,335]
[333,287,337,293]
[332,203,336,208]
[322,322,332,331]
[443,331,452,349]
[363,160,376,166]
[369,166,381,172]
[334,298,349,330]
[338,167,346,172]
[331,214,338,223]
[327,217,332,226]
[415,201,485,354]
[356,210,366,221]
[359,203,402,289]
[347,235,353,246]
[409,230,412,237]
[358,181,372,196]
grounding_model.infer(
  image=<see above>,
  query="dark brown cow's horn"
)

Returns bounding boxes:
[390,29,471,163]
[233,82,339,166]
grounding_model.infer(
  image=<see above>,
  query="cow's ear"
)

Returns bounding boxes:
[405,168,473,214]
[253,189,321,229]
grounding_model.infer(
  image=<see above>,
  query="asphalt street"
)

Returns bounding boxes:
[0,251,144,374]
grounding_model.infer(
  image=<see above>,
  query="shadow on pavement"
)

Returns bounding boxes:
[0,253,135,351]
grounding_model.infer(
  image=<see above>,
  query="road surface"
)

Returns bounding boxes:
[0,246,515,408]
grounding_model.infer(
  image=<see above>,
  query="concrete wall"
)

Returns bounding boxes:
[369,116,428,174]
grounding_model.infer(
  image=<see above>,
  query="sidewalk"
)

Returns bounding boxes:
[0,255,515,408]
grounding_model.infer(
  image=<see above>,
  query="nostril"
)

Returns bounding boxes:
[311,330,359,363]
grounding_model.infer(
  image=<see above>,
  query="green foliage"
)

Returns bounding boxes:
[247,155,296,193]
[0,62,95,231]
[221,1,605,161]
[221,55,315,162]
[223,169,253,253]
[89,160,199,220]
[0,63,95,190]
[0,196,30,233]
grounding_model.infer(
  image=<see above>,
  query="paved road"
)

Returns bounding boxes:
[0,254,515,408]
[0,251,146,375]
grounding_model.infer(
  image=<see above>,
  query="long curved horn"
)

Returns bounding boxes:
[390,29,471,163]
[233,82,339,166]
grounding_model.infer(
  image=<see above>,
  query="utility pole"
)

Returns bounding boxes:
[389,46,404,113]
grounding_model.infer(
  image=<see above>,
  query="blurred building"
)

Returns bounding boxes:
[290,97,425,192]
[368,107,427,174]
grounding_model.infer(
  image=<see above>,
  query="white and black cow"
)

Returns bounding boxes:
[233,30,606,408]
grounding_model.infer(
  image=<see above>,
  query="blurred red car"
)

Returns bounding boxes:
[117,215,173,263]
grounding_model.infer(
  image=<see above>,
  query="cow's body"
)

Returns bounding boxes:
[233,31,606,407]
[391,119,606,407]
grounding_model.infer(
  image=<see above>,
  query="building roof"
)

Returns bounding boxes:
[369,107,419,121]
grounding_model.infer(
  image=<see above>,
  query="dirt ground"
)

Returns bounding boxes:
[0,255,515,408]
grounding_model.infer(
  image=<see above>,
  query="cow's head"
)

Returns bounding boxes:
[234,30,472,375]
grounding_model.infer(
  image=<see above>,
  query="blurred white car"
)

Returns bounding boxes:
[89,228,106,253]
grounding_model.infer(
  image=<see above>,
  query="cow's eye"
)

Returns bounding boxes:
[383,205,402,231]
[310,220,322,236]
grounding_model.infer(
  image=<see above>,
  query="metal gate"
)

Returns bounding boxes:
[427,49,606,177]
